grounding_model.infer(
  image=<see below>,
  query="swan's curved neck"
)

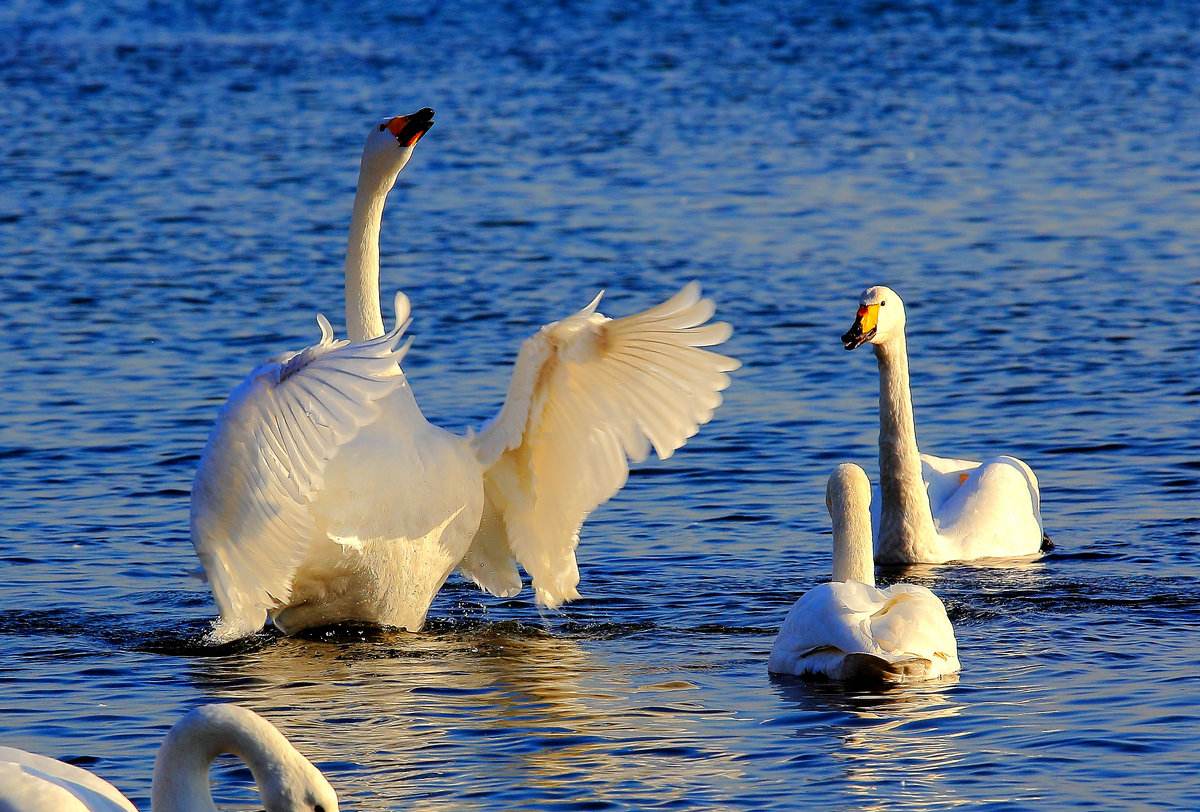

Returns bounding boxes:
[874,334,938,554]
[344,167,400,342]
[151,709,291,812]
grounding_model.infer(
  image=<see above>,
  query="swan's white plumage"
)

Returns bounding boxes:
[845,285,1045,563]
[0,748,136,812]
[768,580,960,681]
[916,452,1043,560]
[191,114,737,637]
[769,463,960,683]
[468,282,740,607]
[191,305,413,641]
[865,452,1044,561]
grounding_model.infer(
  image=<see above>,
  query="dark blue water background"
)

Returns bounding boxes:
[1,1,1198,808]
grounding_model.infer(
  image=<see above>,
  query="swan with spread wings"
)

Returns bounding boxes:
[190,110,739,641]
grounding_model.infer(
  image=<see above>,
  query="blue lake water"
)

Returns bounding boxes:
[1,0,1198,808]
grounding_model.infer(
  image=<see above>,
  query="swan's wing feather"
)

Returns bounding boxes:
[768,582,884,676]
[769,581,959,680]
[191,315,412,640]
[919,452,981,477]
[933,455,1043,556]
[456,485,523,598]
[870,584,960,673]
[469,282,738,606]
[919,452,981,513]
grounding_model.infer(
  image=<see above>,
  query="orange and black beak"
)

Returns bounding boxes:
[385,107,435,147]
[842,304,879,350]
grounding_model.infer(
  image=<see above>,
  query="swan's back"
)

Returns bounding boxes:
[0,746,136,812]
[866,583,960,674]
[768,580,959,682]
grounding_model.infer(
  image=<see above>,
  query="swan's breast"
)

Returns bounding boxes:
[311,386,485,555]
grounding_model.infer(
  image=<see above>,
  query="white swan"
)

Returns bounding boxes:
[768,463,960,683]
[191,110,739,641]
[841,285,1046,563]
[0,704,336,812]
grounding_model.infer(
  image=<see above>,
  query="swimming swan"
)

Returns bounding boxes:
[768,463,960,682]
[191,109,739,641]
[841,285,1045,563]
[0,704,336,812]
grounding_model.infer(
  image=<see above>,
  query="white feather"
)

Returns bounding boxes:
[770,463,960,683]
[768,581,961,681]
[467,282,740,608]
[190,315,412,641]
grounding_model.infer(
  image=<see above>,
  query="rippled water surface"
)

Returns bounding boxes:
[2,1,1198,809]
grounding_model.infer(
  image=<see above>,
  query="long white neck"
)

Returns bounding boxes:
[344,166,400,341]
[874,333,938,558]
[151,706,296,812]
[831,502,875,586]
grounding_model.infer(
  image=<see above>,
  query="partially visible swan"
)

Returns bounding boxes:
[841,285,1046,563]
[191,110,739,641]
[768,463,960,683]
[0,704,336,812]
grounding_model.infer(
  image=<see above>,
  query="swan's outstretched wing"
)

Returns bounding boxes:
[191,298,413,641]
[467,282,739,607]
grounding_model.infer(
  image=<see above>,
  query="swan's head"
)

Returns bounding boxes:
[826,463,875,585]
[842,285,905,350]
[359,107,435,180]
[261,754,339,812]
[826,463,872,528]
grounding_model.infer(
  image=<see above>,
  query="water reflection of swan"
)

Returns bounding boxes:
[180,626,746,807]
[772,678,963,810]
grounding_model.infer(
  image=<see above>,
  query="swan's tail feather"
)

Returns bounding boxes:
[840,653,933,684]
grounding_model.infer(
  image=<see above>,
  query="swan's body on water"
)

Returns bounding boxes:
[0,704,336,812]
[191,110,739,641]
[0,747,136,812]
[768,464,960,683]
[841,285,1045,564]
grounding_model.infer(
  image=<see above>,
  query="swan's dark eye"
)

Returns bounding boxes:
[880,301,887,306]
[377,124,386,132]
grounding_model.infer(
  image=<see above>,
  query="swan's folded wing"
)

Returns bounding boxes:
[191,312,412,640]
[920,452,981,513]
[768,582,882,675]
[934,455,1043,556]
[468,282,739,607]
[870,583,959,670]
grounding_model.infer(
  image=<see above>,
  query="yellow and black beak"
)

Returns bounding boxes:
[842,304,879,350]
